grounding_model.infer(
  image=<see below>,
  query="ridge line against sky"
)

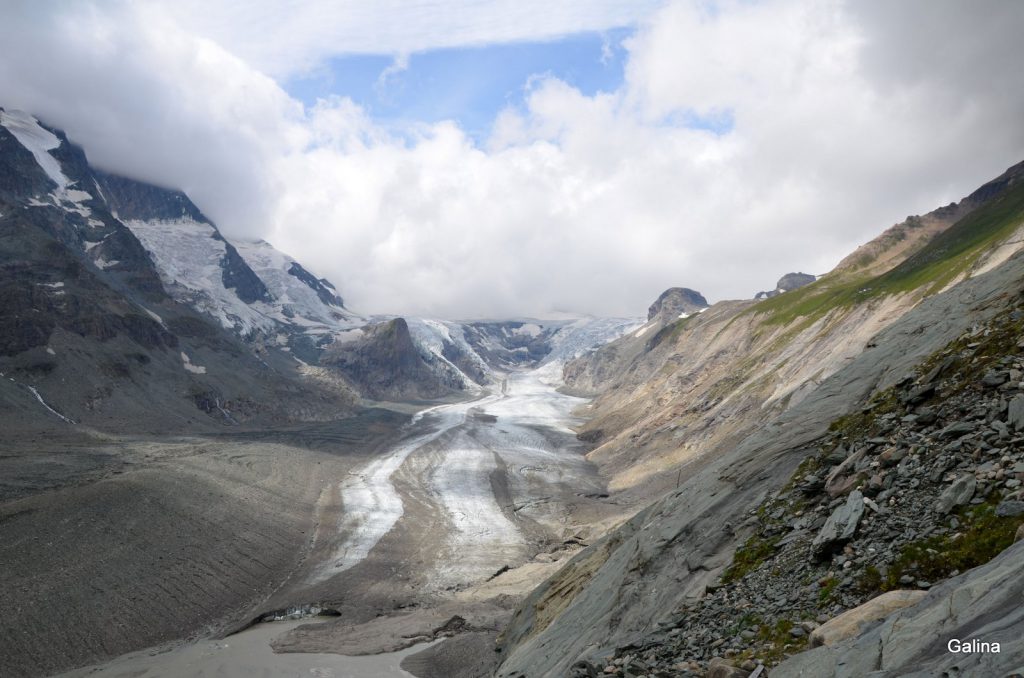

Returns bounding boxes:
[1,0,1023,318]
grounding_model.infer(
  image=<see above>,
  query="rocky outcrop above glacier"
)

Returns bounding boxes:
[322,318,468,401]
[647,287,709,322]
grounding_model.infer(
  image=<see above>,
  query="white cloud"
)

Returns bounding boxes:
[2,0,1023,318]
[0,1,301,238]
[157,0,666,78]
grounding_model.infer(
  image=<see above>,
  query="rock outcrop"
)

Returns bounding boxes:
[807,589,927,648]
[774,540,1024,677]
[811,490,865,558]
[754,272,816,300]
[647,287,709,322]
[322,318,467,401]
[0,109,354,432]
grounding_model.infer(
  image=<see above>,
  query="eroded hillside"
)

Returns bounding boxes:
[496,162,1024,677]
[564,160,1024,501]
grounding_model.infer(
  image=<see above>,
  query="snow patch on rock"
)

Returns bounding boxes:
[180,352,207,374]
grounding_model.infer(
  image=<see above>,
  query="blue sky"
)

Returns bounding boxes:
[285,28,634,140]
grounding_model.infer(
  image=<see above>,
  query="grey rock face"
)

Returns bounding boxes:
[647,287,709,322]
[980,369,1008,387]
[93,169,207,222]
[933,474,976,514]
[1008,393,1024,431]
[995,500,1024,517]
[937,421,974,439]
[812,490,864,557]
[322,318,464,400]
[220,240,272,304]
[772,541,1024,678]
[287,262,344,307]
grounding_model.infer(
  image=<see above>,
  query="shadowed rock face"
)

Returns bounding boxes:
[0,110,352,432]
[96,169,274,305]
[647,287,709,322]
[288,261,344,307]
[220,240,273,303]
[322,318,464,400]
[92,169,206,222]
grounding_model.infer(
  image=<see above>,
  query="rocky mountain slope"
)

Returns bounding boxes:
[562,160,1024,502]
[2,108,623,421]
[494,161,1024,677]
[569,304,1024,676]
[0,108,356,433]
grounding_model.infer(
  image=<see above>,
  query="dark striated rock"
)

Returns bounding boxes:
[1008,394,1024,431]
[980,370,1008,388]
[707,658,748,678]
[937,421,974,439]
[287,261,344,307]
[220,241,271,304]
[995,500,1024,518]
[93,169,206,222]
[901,383,934,405]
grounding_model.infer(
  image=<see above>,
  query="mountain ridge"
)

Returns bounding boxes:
[493,160,1024,677]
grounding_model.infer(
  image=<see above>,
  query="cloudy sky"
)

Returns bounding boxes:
[2,1,1023,318]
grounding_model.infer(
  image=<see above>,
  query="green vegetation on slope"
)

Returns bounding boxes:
[867,501,1024,594]
[750,179,1024,327]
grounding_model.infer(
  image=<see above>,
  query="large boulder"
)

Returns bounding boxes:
[774,541,1024,678]
[808,590,927,648]
[1008,393,1024,431]
[812,490,865,557]
[933,474,976,514]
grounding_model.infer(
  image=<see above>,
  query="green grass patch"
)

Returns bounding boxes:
[722,533,781,584]
[880,503,1024,592]
[818,576,840,604]
[876,179,1024,295]
[747,179,1024,327]
[782,453,824,493]
[646,314,693,349]
[827,386,902,439]
[857,565,884,594]
[755,618,808,664]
